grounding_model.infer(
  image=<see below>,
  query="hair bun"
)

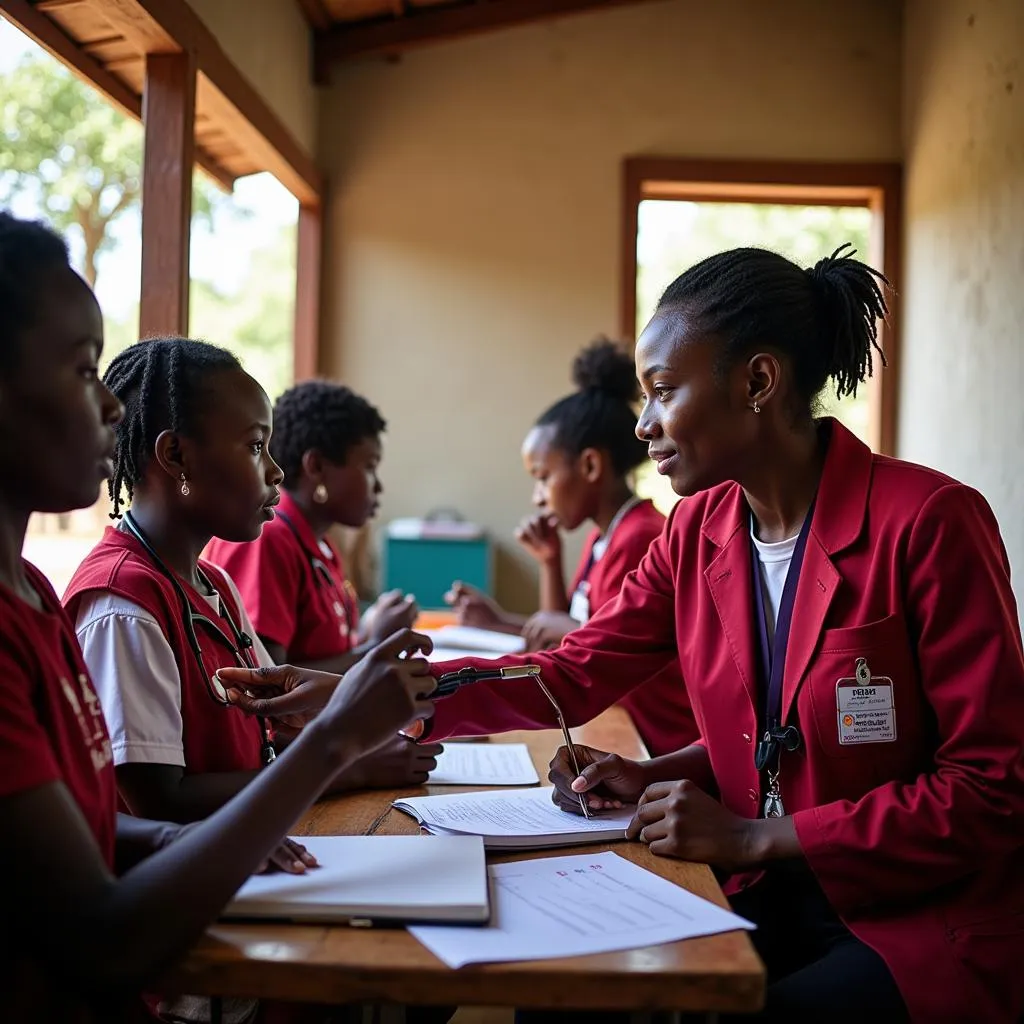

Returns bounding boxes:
[571,337,638,403]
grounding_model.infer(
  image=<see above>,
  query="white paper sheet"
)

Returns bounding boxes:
[222,834,489,924]
[394,786,633,848]
[423,626,527,660]
[409,851,754,968]
[428,742,540,786]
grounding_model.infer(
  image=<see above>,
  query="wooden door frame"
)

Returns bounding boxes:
[621,157,903,454]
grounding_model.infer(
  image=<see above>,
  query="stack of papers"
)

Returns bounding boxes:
[394,787,633,849]
[410,851,755,968]
[428,742,540,786]
[222,835,489,925]
[424,625,527,662]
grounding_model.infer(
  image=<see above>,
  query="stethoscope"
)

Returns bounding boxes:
[121,511,277,766]
[275,509,357,633]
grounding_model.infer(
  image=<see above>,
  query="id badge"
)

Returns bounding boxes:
[836,657,896,745]
[568,584,590,623]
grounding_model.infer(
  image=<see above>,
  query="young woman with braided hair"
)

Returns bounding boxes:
[0,210,435,1023]
[64,337,441,829]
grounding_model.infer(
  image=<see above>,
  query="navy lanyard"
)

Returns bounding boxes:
[751,502,815,774]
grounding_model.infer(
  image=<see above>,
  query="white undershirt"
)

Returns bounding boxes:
[750,528,799,643]
[74,571,273,768]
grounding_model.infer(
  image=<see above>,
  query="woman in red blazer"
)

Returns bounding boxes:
[230,245,1024,1021]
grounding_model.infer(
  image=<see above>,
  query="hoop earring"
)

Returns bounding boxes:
[180,473,190,497]
[752,402,761,414]
[313,483,329,504]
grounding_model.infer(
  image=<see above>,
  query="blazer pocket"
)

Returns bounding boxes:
[805,613,920,764]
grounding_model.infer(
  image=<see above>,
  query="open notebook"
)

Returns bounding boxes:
[222,835,489,925]
[394,787,634,850]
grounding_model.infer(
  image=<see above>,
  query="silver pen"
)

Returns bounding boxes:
[434,663,592,818]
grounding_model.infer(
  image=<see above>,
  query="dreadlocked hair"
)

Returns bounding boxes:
[657,244,888,409]
[535,337,647,476]
[102,337,241,518]
[0,211,71,376]
[271,380,387,489]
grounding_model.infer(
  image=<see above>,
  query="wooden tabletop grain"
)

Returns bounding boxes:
[160,706,765,1013]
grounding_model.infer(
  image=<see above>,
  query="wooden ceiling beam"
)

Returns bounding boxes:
[294,0,331,32]
[0,0,236,191]
[315,0,652,65]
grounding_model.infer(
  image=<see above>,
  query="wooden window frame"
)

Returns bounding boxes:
[621,158,903,454]
[2,0,325,380]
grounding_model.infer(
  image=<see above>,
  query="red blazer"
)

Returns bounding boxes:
[569,499,698,757]
[430,421,1024,1022]
[64,528,266,776]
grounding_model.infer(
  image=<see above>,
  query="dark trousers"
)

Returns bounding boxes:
[517,866,907,1022]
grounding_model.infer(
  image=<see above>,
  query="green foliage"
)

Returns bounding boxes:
[633,201,877,513]
[0,53,216,285]
[101,224,297,402]
[189,224,296,401]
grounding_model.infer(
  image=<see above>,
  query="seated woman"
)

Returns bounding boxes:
[64,338,440,825]
[205,380,417,674]
[446,338,696,756]
[0,210,435,1023]
[234,246,1024,1022]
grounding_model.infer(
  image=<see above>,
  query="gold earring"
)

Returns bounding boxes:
[180,473,190,497]
[313,483,328,504]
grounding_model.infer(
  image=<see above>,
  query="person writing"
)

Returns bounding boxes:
[231,246,1024,1021]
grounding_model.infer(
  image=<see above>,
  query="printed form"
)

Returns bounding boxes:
[409,850,754,968]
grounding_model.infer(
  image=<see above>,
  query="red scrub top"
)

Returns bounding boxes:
[204,489,359,662]
[567,498,697,756]
[428,420,1024,1022]
[64,528,266,775]
[0,562,118,1022]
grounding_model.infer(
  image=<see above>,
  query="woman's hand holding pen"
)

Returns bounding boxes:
[548,744,649,813]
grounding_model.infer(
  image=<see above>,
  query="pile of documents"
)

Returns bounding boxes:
[221,733,755,968]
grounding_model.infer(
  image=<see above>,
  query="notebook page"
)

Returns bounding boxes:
[429,742,540,786]
[395,786,633,837]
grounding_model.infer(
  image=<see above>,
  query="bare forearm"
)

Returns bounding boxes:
[746,815,802,864]
[643,743,717,793]
[85,721,358,988]
[114,814,177,874]
[538,559,569,613]
[119,767,261,824]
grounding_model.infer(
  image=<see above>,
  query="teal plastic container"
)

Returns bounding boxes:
[383,535,492,609]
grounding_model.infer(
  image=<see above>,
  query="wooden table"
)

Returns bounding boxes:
[161,708,765,1016]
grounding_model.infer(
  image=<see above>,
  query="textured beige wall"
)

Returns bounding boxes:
[901,0,1024,626]
[187,0,318,154]
[318,0,903,609]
